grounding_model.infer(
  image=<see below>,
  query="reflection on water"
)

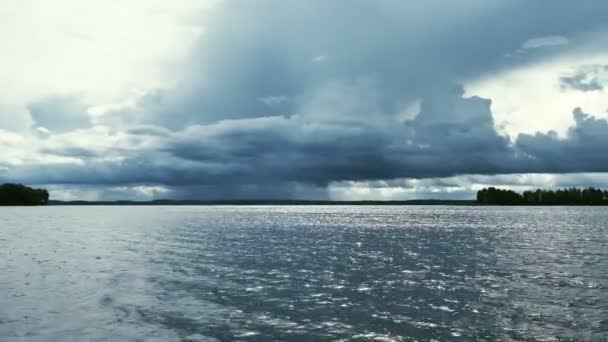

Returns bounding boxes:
[1,206,607,341]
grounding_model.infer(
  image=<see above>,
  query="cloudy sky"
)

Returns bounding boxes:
[2,0,608,201]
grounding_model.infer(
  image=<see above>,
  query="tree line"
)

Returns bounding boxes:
[0,184,49,206]
[477,187,608,205]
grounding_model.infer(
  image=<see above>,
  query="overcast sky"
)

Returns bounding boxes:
[2,0,608,201]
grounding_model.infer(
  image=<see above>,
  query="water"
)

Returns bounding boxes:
[1,206,607,341]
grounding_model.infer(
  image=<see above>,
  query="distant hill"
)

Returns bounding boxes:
[0,184,50,206]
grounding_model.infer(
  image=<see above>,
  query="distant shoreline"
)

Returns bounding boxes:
[3,200,608,206]
[4,183,608,206]
[44,200,608,206]
[47,199,476,206]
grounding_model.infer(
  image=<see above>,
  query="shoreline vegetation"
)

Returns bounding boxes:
[477,187,608,205]
[0,184,49,206]
[2,183,608,206]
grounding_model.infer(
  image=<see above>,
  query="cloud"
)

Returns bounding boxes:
[517,108,608,173]
[0,0,212,134]
[1,86,518,193]
[329,172,608,201]
[467,54,608,138]
[4,87,608,200]
[3,1,608,200]
[521,35,569,50]
[27,95,91,133]
[560,64,607,92]
[45,184,170,201]
[114,0,608,130]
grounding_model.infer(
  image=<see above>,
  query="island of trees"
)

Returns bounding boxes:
[0,184,49,206]
[477,187,608,205]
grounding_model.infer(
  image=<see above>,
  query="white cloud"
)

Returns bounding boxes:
[466,53,608,138]
[521,35,569,50]
[0,0,217,131]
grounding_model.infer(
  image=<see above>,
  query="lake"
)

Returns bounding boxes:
[1,206,607,341]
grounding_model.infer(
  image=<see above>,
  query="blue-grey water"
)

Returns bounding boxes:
[1,206,607,341]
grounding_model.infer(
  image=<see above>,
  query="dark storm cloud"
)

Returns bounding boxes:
[165,116,404,185]
[6,99,608,199]
[517,108,608,173]
[111,0,608,129]
[3,86,519,190]
[5,1,608,199]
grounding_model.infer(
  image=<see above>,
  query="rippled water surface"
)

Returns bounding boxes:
[1,206,607,341]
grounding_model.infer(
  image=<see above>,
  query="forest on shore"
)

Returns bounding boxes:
[477,187,608,205]
[0,184,49,206]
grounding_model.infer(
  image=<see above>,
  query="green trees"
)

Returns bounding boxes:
[0,184,49,206]
[477,187,525,205]
[478,187,608,205]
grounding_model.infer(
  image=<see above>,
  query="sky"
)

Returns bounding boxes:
[2,0,608,201]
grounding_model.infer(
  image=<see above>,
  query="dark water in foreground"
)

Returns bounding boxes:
[1,206,607,341]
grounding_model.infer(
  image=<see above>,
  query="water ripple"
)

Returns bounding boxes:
[1,205,607,341]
